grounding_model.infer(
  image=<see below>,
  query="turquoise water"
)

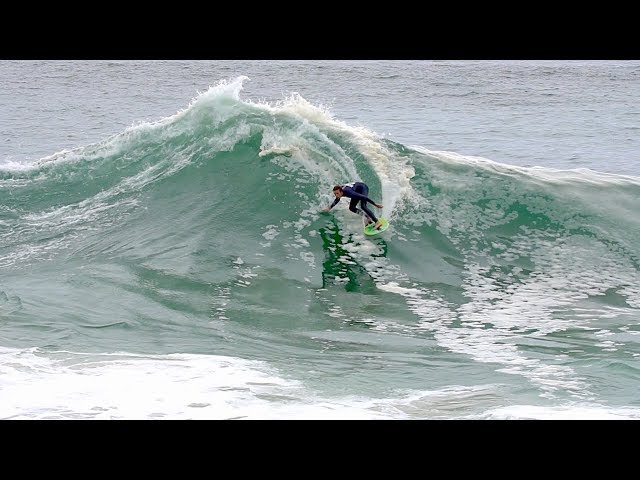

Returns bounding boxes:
[1,61,640,419]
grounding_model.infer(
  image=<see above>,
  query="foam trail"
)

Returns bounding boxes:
[377,281,593,399]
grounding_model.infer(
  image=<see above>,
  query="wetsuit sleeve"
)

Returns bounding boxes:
[329,197,340,209]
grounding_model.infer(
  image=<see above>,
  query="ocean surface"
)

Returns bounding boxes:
[1,60,640,419]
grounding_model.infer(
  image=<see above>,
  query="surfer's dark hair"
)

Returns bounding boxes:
[332,185,342,192]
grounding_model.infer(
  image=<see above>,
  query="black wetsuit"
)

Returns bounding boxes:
[329,182,378,223]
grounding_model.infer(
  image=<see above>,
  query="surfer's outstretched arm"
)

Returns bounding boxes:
[321,197,340,212]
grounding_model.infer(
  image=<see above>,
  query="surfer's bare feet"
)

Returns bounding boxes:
[374,220,382,230]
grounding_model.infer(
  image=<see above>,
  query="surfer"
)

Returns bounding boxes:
[322,182,384,230]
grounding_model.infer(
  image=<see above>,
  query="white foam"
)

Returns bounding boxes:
[258,146,295,157]
[0,347,401,420]
[378,279,595,399]
[481,404,640,420]
[261,225,280,240]
[2,346,638,419]
[412,146,640,186]
[0,159,35,172]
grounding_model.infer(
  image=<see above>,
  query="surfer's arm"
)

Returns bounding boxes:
[322,197,340,212]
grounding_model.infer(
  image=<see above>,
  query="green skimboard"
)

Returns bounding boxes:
[364,217,389,236]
